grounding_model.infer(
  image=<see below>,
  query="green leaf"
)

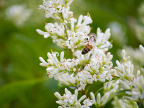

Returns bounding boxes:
[115,89,130,97]
[85,81,104,95]
[0,78,46,105]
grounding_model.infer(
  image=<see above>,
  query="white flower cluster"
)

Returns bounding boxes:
[115,50,135,89]
[6,4,32,27]
[37,14,92,51]
[104,80,119,93]
[39,51,78,80]
[37,0,93,51]
[37,0,144,107]
[126,73,144,100]
[75,48,114,90]
[118,45,144,74]
[39,0,73,21]
[54,88,92,108]
[39,27,114,90]
[123,46,144,65]
[108,22,127,46]
[90,92,109,108]
[54,83,119,108]
[88,81,119,107]
[112,96,138,108]
[115,50,144,105]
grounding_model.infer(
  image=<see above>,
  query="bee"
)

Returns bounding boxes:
[82,33,96,54]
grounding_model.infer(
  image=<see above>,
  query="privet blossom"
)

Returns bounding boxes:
[37,0,144,107]
[6,4,32,27]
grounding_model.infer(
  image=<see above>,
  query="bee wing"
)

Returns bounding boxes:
[89,33,96,37]
[89,34,96,46]
[89,39,95,46]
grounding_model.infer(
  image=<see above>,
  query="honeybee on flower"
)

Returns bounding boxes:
[82,33,96,54]
[37,0,144,107]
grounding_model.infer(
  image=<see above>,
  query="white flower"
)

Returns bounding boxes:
[126,74,144,100]
[112,96,139,108]
[119,46,144,74]
[39,51,79,79]
[90,92,110,107]
[116,49,144,101]
[55,88,86,107]
[39,57,48,66]
[82,16,92,26]
[6,4,32,27]
[123,46,144,64]
[37,15,92,50]
[119,80,130,89]
[70,18,77,30]
[115,50,134,83]
[76,15,92,34]
[45,23,65,36]
[77,71,97,90]
[37,23,67,47]
[82,98,94,108]
[77,15,92,26]
[61,6,73,20]
[62,15,92,51]
[108,22,127,45]
[96,28,112,50]
[39,0,73,20]
[73,48,114,90]
[73,47,114,90]
[57,73,76,86]
[36,29,50,38]
[116,60,134,80]
[84,49,113,82]
[104,80,119,93]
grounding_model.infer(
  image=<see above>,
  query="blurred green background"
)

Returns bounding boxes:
[0,0,144,107]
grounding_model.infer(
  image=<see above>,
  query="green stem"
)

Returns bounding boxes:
[140,100,144,108]
[94,87,104,96]
[64,24,69,39]
[81,89,86,95]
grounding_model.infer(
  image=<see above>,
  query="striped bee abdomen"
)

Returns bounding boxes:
[82,44,93,54]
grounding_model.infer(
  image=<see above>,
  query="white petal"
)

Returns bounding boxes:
[139,45,144,55]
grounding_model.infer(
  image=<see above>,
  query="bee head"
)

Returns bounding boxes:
[89,33,96,42]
